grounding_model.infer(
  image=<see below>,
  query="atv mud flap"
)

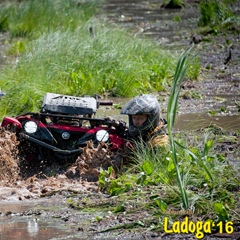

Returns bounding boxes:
[19,133,83,156]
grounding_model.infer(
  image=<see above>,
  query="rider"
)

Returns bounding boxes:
[104,94,168,171]
[120,94,168,149]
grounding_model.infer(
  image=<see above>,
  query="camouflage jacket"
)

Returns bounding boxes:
[126,118,168,149]
[145,118,168,148]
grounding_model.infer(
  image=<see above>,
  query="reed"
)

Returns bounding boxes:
[166,47,193,209]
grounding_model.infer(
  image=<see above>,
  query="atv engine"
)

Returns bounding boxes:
[41,93,97,116]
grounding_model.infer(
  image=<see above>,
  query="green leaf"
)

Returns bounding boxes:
[113,204,125,213]
[155,199,167,212]
[141,161,153,176]
[136,174,146,185]
[204,140,213,156]
[167,158,175,172]
[110,187,128,196]
[214,203,229,222]
[175,140,213,182]
[96,216,103,221]
[217,153,226,162]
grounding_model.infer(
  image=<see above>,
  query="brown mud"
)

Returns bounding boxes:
[0,0,240,239]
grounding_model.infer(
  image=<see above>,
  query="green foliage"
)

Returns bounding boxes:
[0,0,201,117]
[7,40,27,55]
[95,49,239,222]
[97,128,239,223]
[113,204,125,213]
[0,0,100,38]
[167,47,194,209]
[0,22,181,116]
[99,167,131,196]
[214,202,230,222]
[198,0,239,32]
[99,166,115,192]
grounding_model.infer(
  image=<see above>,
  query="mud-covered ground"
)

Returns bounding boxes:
[0,0,240,239]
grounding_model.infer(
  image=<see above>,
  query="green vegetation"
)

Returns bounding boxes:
[98,125,240,233]
[166,47,193,209]
[0,26,179,115]
[96,50,240,234]
[0,0,239,236]
[198,0,240,33]
[0,0,199,117]
[0,0,98,37]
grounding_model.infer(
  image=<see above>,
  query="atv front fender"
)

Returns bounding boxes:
[1,117,22,130]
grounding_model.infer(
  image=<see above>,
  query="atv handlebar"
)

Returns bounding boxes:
[97,100,113,106]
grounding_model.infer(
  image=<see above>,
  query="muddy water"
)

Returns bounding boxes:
[0,201,62,240]
[0,215,70,240]
[99,0,240,131]
[96,93,240,132]
[0,199,91,240]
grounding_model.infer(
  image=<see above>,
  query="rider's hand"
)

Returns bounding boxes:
[104,116,126,128]
[104,116,128,137]
[104,116,116,124]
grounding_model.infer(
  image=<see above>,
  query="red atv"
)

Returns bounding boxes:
[1,93,127,162]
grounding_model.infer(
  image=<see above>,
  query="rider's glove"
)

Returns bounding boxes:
[104,116,123,127]
[104,116,117,126]
[104,117,127,135]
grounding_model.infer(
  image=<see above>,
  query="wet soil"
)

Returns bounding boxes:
[0,0,240,239]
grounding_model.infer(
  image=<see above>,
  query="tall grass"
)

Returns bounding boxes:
[0,0,100,37]
[97,49,240,223]
[198,0,239,32]
[166,47,193,209]
[0,0,200,117]
[0,21,183,116]
[100,126,240,221]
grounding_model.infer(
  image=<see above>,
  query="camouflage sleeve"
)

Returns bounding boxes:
[147,119,169,147]
[148,134,169,148]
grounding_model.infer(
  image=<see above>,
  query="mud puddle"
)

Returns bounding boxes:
[0,215,74,240]
[0,197,95,240]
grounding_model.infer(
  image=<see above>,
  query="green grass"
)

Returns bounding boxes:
[0,23,179,116]
[198,0,240,33]
[166,47,193,209]
[0,0,99,37]
[98,49,240,229]
[0,0,239,233]
[99,128,240,227]
[0,0,200,118]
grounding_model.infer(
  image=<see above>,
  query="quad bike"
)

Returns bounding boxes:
[1,93,127,163]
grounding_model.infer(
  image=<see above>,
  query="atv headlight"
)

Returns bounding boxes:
[96,130,109,143]
[24,121,38,134]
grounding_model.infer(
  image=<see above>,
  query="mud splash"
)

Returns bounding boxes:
[0,128,20,182]
[0,127,123,202]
